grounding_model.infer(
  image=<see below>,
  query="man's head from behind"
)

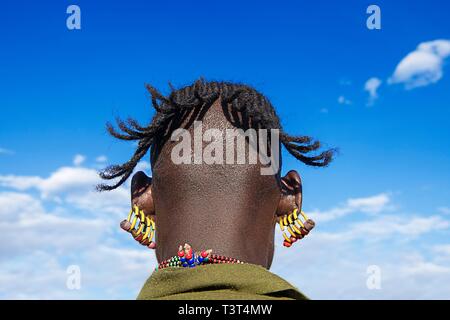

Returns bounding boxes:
[98,79,334,268]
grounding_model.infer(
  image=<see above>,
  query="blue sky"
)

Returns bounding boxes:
[1,0,450,299]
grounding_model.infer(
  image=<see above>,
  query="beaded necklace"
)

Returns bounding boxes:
[157,243,244,270]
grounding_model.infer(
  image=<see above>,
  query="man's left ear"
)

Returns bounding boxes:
[276,170,302,217]
[131,171,155,217]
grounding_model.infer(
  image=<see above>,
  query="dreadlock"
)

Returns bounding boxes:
[97,78,335,191]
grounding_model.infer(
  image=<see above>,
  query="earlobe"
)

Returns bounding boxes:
[120,171,157,250]
[276,170,302,217]
[276,170,315,248]
[131,171,155,216]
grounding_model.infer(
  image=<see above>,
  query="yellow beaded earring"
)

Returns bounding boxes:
[278,209,315,247]
[120,205,156,249]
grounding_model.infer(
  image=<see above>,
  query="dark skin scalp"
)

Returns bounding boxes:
[130,99,303,269]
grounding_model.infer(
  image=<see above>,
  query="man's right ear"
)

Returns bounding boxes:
[131,171,155,217]
[276,170,302,217]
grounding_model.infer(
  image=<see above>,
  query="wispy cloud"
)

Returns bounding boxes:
[389,39,450,89]
[339,78,352,86]
[309,193,391,223]
[73,154,86,166]
[438,206,450,215]
[0,148,14,155]
[337,95,352,105]
[433,244,450,256]
[0,162,155,299]
[1,159,450,299]
[364,77,382,106]
[0,166,98,198]
[320,214,449,242]
[272,194,450,299]
[95,155,108,163]
[400,258,450,276]
[0,155,151,216]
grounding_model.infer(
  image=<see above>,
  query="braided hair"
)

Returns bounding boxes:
[97,79,335,191]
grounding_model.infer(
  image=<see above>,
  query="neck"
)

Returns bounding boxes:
[155,202,277,269]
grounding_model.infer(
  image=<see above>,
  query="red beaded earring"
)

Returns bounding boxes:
[278,209,315,247]
[120,205,156,249]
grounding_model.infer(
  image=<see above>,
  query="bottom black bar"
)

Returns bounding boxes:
[1,300,449,319]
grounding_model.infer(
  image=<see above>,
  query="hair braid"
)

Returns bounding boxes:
[97,78,335,191]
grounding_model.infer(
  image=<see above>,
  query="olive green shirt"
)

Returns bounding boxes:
[137,263,307,300]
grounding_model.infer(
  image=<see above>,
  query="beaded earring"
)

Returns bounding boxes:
[278,208,315,247]
[120,205,156,249]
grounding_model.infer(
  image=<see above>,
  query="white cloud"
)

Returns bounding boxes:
[0,192,44,216]
[42,167,99,196]
[0,192,105,256]
[0,166,98,198]
[96,155,107,163]
[310,193,391,223]
[433,244,450,256]
[338,215,449,240]
[313,214,449,244]
[40,167,98,197]
[134,160,151,173]
[272,206,450,299]
[2,157,450,299]
[400,255,450,276]
[389,39,450,89]
[73,154,86,166]
[0,190,155,299]
[0,175,44,191]
[0,158,154,218]
[338,95,352,105]
[438,206,450,215]
[271,229,450,299]
[364,77,382,106]
[0,157,158,299]
[65,188,129,217]
[347,193,390,213]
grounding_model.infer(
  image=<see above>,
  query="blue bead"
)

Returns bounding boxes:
[188,257,195,264]
[198,256,204,263]
[180,257,186,263]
